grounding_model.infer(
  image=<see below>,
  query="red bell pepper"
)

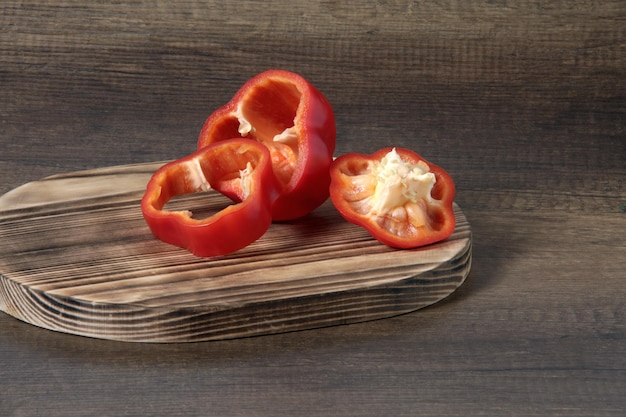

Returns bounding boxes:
[329,147,456,249]
[141,138,281,257]
[197,69,336,221]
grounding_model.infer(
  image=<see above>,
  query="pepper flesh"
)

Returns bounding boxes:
[141,138,281,257]
[329,147,456,249]
[197,69,336,221]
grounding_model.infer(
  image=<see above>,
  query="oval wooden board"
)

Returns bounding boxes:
[0,162,472,343]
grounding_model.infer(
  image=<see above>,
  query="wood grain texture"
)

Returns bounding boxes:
[0,163,471,342]
[1,0,624,415]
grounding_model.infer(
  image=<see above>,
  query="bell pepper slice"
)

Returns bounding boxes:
[197,69,336,221]
[329,147,456,249]
[141,138,281,257]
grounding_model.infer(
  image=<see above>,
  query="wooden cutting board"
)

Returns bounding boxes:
[0,162,472,343]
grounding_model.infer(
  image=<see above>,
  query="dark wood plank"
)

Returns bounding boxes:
[1,0,624,415]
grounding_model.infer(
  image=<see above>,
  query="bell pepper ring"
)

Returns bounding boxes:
[197,69,336,221]
[329,147,456,249]
[141,138,281,257]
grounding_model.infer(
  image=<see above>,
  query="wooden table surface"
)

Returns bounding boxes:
[1,1,624,416]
